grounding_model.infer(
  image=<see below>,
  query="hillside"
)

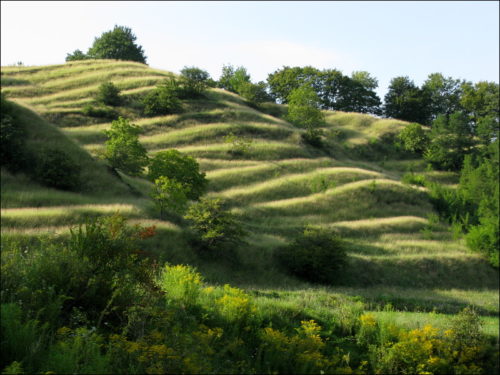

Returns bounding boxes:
[1,59,498,339]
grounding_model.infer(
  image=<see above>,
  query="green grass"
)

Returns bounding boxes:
[2,59,498,341]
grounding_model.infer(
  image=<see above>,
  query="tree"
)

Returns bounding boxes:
[267,66,321,104]
[103,117,149,176]
[336,71,382,114]
[286,85,325,146]
[384,76,431,124]
[65,49,88,62]
[151,176,189,219]
[86,25,147,63]
[424,112,474,170]
[397,122,429,154]
[96,82,121,106]
[184,197,245,252]
[148,149,207,200]
[142,79,182,117]
[422,73,464,121]
[179,66,211,98]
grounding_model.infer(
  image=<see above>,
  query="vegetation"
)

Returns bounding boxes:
[142,79,182,116]
[103,117,149,176]
[96,82,121,106]
[148,149,207,200]
[1,59,498,374]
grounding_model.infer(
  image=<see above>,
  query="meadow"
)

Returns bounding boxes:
[1,60,498,374]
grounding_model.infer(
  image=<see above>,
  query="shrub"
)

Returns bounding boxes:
[224,131,253,156]
[65,49,88,61]
[142,79,182,117]
[401,172,427,187]
[184,197,246,253]
[103,117,149,176]
[33,148,81,190]
[148,150,207,200]
[274,226,347,284]
[96,82,121,106]
[179,66,211,98]
[397,122,429,154]
[151,176,190,219]
[82,104,118,119]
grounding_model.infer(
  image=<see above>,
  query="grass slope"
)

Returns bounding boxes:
[1,60,498,335]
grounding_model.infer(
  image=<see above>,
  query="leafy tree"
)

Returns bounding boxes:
[65,49,88,62]
[33,148,81,191]
[86,25,147,63]
[184,197,245,251]
[422,73,464,121]
[179,66,211,98]
[337,71,382,114]
[96,82,121,106]
[424,112,474,170]
[151,176,190,219]
[103,117,149,176]
[286,85,325,146]
[384,76,431,124]
[148,149,207,200]
[142,79,182,117]
[460,81,499,124]
[267,66,321,104]
[237,81,273,104]
[217,64,251,93]
[274,226,347,284]
[397,122,429,154]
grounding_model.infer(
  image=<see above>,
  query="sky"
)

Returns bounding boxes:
[1,1,499,98]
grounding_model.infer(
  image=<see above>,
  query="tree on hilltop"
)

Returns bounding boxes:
[66,25,147,64]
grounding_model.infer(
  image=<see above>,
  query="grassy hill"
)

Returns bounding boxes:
[1,60,498,340]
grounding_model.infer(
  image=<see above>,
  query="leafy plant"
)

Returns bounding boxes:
[274,226,347,284]
[33,148,81,191]
[142,79,182,117]
[224,131,253,156]
[151,176,190,219]
[148,149,207,200]
[102,116,149,176]
[96,82,121,106]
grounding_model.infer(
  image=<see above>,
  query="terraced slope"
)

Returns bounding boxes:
[1,60,498,331]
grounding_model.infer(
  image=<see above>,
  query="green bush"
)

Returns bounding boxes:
[82,104,118,119]
[142,79,182,117]
[397,122,429,154]
[224,131,253,156]
[0,95,28,171]
[103,117,149,176]
[148,150,207,200]
[151,176,190,219]
[184,197,246,254]
[401,172,427,187]
[96,82,121,106]
[33,148,81,191]
[179,66,210,98]
[274,226,347,284]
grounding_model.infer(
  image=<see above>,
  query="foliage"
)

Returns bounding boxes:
[384,76,431,124]
[142,79,182,117]
[82,104,118,119]
[238,80,273,104]
[184,197,246,252]
[179,66,211,98]
[103,117,149,176]
[148,149,207,200]
[397,122,429,154]
[86,25,147,63]
[422,73,464,121]
[424,112,474,171]
[274,226,347,284]
[151,176,190,219]
[33,148,81,191]
[224,131,254,156]
[96,82,121,106]
[217,64,251,93]
[266,66,321,104]
[65,49,88,62]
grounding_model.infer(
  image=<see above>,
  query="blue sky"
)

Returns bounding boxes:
[1,1,498,98]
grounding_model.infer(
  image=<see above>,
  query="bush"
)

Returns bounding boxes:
[401,172,427,187]
[179,66,210,98]
[148,150,207,200]
[103,117,149,176]
[184,197,246,253]
[142,79,182,117]
[274,226,347,284]
[397,122,429,154]
[82,104,118,119]
[224,131,253,156]
[151,176,190,219]
[33,148,81,191]
[96,82,121,106]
